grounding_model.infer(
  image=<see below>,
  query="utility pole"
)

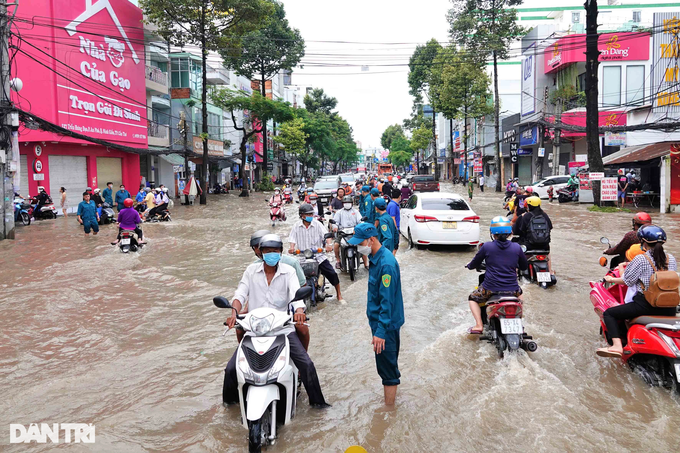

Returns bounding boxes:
[552,100,561,177]
[585,0,605,204]
[537,124,544,180]
[449,118,454,181]
[0,2,15,240]
[199,0,209,205]
[432,110,439,180]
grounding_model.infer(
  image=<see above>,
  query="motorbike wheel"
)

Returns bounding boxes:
[408,229,414,249]
[248,408,270,453]
[20,212,30,226]
[348,255,356,281]
[50,211,57,219]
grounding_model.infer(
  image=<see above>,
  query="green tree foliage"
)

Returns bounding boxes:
[380,124,405,150]
[449,0,526,189]
[212,90,293,196]
[410,126,432,152]
[388,135,413,169]
[221,0,305,170]
[303,88,338,116]
[408,39,443,102]
[274,117,308,157]
[141,0,272,203]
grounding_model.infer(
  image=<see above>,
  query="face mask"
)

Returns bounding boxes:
[275,191,280,195]
[343,203,352,210]
[262,252,281,266]
[358,244,372,256]
[304,216,314,223]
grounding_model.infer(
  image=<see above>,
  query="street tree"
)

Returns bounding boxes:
[212,90,293,196]
[380,124,405,151]
[141,0,272,204]
[221,0,305,174]
[449,0,526,190]
[303,88,338,116]
[436,48,493,181]
[388,134,413,170]
[409,126,432,173]
[274,116,309,175]
[408,39,443,180]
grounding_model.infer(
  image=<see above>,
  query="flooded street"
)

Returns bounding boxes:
[2,184,680,452]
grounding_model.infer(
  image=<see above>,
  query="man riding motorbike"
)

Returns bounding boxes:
[288,203,345,304]
[222,233,330,408]
[111,198,145,245]
[147,188,169,219]
[512,196,555,277]
[465,216,528,334]
[332,195,366,269]
[33,186,52,217]
[604,212,652,269]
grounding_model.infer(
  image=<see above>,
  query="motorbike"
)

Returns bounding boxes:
[283,191,293,204]
[329,220,360,281]
[518,245,557,289]
[297,188,306,203]
[29,195,57,220]
[14,197,31,226]
[269,201,286,227]
[293,245,333,310]
[98,202,116,225]
[590,256,680,391]
[213,287,313,453]
[146,206,171,222]
[557,185,579,203]
[118,229,143,253]
[474,260,538,358]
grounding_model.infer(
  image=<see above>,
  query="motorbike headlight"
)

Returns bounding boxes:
[267,351,288,381]
[304,249,314,259]
[238,356,253,379]
[658,331,680,358]
[343,228,355,235]
[250,315,274,336]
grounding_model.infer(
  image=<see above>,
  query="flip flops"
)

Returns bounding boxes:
[596,348,623,358]
[467,327,483,335]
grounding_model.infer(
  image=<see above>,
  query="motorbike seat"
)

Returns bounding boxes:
[487,295,520,304]
[627,315,680,327]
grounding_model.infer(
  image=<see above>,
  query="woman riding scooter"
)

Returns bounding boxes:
[603,212,652,269]
[597,225,678,358]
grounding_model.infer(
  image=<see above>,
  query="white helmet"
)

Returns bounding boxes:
[162,187,168,193]
[94,188,101,193]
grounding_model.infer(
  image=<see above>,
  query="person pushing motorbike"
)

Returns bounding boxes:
[604,212,651,269]
[223,234,330,408]
[465,216,528,334]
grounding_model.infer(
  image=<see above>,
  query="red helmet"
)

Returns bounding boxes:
[525,186,534,193]
[123,198,134,208]
[633,212,651,226]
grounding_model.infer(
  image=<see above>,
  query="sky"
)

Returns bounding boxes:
[282,0,452,149]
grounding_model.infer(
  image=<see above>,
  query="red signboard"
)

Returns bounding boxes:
[547,110,627,138]
[14,0,147,146]
[544,32,650,74]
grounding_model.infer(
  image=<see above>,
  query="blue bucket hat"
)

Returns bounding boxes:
[348,222,378,245]
[373,197,387,210]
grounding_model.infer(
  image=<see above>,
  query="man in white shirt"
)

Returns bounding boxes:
[288,203,345,304]
[331,195,362,269]
[222,234,329,408]
[479,174,485,192]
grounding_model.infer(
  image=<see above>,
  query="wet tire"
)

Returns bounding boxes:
[50,211,57,219]
[20,212,30,226]
[408,230,414,249]
[348,256,356,281]
[248,407,271,453]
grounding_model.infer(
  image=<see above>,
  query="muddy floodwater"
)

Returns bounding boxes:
[1,184,680,452]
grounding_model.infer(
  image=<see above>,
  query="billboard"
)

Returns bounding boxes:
[521,43,536,117]
[601,178,618,201]
[14,0,147,146]
[652,13,680,112]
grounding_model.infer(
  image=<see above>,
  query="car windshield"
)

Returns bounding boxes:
[412,176,435,182]
[314,181,338,190]
[340,175,354,182]
[422,198,469,211]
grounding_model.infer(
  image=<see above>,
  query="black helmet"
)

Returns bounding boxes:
[259,233,283,250]
[299,203,315,215]
[637,224,666,244]
[250,229,272,247]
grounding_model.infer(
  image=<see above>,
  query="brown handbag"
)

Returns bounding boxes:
[642,255,680,308]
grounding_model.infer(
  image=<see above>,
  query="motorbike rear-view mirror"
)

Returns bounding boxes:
[324,232,335,240]
[213,296,232,309]
[521,245,527,253]
[328,219,336,224]
[599,256,608,267]
[600,237,610,245]
[292,286,313,302]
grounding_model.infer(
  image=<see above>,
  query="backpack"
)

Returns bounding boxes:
[642,255,680,308]
[526,213,550,247]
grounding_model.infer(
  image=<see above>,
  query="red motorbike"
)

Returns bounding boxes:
[269,201,286,227]
[590,254,680,390]
[283,191,293,204]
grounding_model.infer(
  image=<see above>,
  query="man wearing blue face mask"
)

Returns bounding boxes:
[288,203,345,304]
[223,234,330,408]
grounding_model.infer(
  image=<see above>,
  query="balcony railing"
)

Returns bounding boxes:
[146,65,168,87]
[148,123,168,139]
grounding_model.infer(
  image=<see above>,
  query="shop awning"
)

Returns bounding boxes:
[160,154,187,166]
[602,141,677,165]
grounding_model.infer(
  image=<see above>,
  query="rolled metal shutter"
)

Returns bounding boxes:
[48,156,87,213]
[96,157,122,190]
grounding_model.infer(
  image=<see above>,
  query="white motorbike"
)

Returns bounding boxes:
[213,286,313,453]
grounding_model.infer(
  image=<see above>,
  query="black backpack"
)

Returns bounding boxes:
[527,213,550,246]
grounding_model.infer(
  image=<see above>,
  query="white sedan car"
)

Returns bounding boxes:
[529,175,571,199]
[400,192,480,248]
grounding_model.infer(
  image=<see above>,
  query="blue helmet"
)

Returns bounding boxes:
[490,216,512,235]
[637,224,666,244]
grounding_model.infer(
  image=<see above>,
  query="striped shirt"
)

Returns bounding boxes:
[288,219,329,263]
[623,250,677,292]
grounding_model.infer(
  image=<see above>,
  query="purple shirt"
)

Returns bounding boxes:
[117,207,142,230]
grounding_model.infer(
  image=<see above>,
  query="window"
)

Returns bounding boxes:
[408,195,418,210]
[602,66,621,106]
[633,11,641,23]
[626,65,645,105]
[170,57,202,92]
[421,198,470,211]
[208,112,222,140]
[577,72,586,92]
[572,12,580,23]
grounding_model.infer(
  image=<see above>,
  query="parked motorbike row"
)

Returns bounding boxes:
[13,194,58,226]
